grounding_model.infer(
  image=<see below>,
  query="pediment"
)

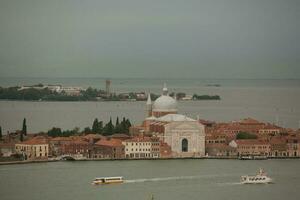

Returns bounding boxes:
[165,121,204,131]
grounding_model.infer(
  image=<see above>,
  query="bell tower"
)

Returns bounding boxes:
[146,93,152,117]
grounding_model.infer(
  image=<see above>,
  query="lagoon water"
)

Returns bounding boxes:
[0,159,300,200]
[0,78,300,200]
[0,78,300,133]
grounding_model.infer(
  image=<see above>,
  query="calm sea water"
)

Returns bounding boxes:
[0,159,299,200]
[0,78,300,133]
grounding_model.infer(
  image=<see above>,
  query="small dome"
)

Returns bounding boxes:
[153,95,177,112]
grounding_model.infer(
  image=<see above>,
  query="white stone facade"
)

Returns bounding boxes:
[163,121,205,157]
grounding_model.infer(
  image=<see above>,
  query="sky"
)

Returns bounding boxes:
[0,0,299,79]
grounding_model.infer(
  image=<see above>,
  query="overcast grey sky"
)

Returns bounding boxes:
[0,0,299,79]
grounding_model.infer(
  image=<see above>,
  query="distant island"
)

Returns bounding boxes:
[0,83,221,101]
[205,84,221,87]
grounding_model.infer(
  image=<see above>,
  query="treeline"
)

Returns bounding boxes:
[0,86,106,101]
[0,86,221,101]
[236,132,258,139]
[192,94,221,100]
[0,87,52,101]
[47,117,131,137]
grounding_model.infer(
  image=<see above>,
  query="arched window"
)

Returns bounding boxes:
[182,138,188,152]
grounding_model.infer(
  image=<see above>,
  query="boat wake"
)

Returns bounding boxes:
[125,174,229,184]
[216,182,243,186]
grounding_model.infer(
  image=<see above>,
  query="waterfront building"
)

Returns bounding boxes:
[160,142,172,158]
[286,135,300,157]
[0,143,15,157]
[122,136,160,159]
[270,136,288,157]
[49,137,72,156]
[205,133,227,145]
[61,137,89,157]
[233,139,271,157]
[92,138,125,159]
[60,86,84,96]
[205,143,237,157]
[15,136,49,160]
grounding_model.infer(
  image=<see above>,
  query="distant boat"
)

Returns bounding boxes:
[92,176,124,185]
[241,168,273,184]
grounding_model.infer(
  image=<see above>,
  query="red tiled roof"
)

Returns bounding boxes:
[109,134,131,139]
[236,139,269,145]
[270,137,287,144]
[83,134,105,140]
[206,143,236,150]
[125,136,153,142]
[239,118,264,124]
[17,136,48,145]
[50,137,72,141]
[95,138,123,147]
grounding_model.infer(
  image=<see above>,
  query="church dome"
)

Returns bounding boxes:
[153,95,177,112]
[152,84,177,112]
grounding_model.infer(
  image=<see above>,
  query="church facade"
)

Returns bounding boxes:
[139,84,205,158]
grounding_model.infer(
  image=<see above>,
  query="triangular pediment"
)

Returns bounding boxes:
[165,121,204,130]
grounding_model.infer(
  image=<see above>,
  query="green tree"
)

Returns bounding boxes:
[22,118,27,136]
[103,117,114,136]
[20,132,24,142]
[120,117,127,133]
[236,132,257,139]
[92,118,103,134]
[0,126,2,139]
[47,127,62,137]
[92,118,99,133]
[115,117,121,133]
[82,127,92,134]
[125,119,132,134]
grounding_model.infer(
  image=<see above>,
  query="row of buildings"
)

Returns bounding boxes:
[7,134,168,160]
[1,84,300,161]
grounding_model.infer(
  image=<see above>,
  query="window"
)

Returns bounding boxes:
[182,138,188,152]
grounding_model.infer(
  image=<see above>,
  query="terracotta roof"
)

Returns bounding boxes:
[95,138,123,147]
[83,134,106,140]
[109,134,131,139]
[260,123,281,130]
[206,143,236,150]
[70,138,89,145]
[17,136,48,145]
[239,118,264,124]
[236,139,269,145]
[125,136,153,142]
[270,137,287,144]
[50,137,72,141]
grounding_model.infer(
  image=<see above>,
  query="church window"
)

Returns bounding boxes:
[182,138,188,152]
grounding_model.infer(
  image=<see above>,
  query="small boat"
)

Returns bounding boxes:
[241,168,273,184]
[239,155,253,160]
[92,176,124,185]
[239,155,268,160]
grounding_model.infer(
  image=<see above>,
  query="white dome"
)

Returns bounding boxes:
[153,95,177,112]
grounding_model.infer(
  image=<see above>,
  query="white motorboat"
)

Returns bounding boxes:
[92,176,124,185]
[241,168,273,184]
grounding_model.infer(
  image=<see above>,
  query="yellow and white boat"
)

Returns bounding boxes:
[92,176,124,185]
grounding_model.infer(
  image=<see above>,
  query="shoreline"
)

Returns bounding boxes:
[1,156,300,166]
